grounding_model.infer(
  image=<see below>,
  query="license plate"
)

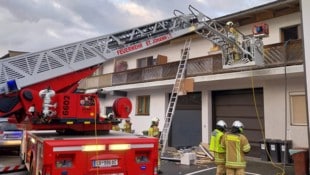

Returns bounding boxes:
[92,159,118,168]
[5,134,20,139]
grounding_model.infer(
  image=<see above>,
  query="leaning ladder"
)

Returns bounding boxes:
[160,39,191,157]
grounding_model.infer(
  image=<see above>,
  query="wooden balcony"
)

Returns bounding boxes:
[80,39,303,89]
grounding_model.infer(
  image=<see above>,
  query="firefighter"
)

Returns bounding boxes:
[209,120,227,175]
[148,117,160,137]
[148,117,162,174]
[108,112,120,131]
[123,118,132,133]
[226,21,239,41]
[112,123,120,131]
[221,120,251,175]
[226,21,240,63]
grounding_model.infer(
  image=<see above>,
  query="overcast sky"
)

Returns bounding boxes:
[0,0,275,57]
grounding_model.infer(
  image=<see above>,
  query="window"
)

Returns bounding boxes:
[136,96,150,115]
[115,60,128,72]
[137,56,154,68]
[281,25,301,42]
[105,106,113,115]
[290,92,307,125]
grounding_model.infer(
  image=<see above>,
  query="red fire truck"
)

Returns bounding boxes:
[0,5,266,174]
[21,130,158,175]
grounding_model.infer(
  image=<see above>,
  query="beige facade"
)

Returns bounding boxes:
[81,0,308,149]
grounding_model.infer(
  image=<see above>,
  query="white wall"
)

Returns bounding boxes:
[301,0,310,150]
[264,78,287,139]
[100,88,170,135]
[264,76,308,147]
[200,90,212,143]
[239,12,301,45]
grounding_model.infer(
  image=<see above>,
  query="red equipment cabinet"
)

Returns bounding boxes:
[22,130,159,175]
[252,23,269,37]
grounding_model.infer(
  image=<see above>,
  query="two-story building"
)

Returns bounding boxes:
[80,0,305,158]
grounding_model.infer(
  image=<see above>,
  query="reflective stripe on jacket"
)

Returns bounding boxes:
[148,126,159,138]
[221,133,251,168]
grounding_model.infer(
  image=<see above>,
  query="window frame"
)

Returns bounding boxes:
[137,56,154,68]
[136,95,150,115]
[280,24,301,42]
[289,91,307,126]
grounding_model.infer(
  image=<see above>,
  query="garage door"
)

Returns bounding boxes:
[212,88,264,158]
[169,92,202,149]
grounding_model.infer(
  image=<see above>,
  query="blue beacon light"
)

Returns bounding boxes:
[7,80,18,92]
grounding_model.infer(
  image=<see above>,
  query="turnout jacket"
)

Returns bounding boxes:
[209,129,226,164]
[221,133,251,168]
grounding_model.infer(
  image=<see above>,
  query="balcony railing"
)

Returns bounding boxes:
[80,39,304,89]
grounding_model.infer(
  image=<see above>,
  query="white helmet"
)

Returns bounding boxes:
[226,21,234,26]
[232,120,244,129]
[152,117,160,123]
[216,120,227,129]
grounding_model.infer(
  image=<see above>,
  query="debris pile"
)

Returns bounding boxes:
[161,143,214,165]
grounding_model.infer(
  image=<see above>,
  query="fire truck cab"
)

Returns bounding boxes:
[21,130,159,175]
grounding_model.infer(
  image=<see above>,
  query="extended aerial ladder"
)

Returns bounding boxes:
[0,4,265,132]
[0,15,203,91]
[174,5,265,68]
[0,13,204,131]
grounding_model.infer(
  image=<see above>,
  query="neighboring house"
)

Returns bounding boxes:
[0,50,28,59]
[80,0,304,158]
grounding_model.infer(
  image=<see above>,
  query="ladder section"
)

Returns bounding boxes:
[175,5,264,68]
[0,14,202,92]
[160,39,191,157]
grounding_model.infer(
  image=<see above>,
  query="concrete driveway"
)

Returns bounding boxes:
[160,158,295,175]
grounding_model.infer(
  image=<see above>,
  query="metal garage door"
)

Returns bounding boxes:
[212,88,264,158]
[169,92,202,149]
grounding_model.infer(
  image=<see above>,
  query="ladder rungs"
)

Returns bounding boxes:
[160,39,191,156]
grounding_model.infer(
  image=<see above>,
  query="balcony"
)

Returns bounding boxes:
[79,39,303,89]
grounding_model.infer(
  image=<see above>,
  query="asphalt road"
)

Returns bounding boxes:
[0,150,26,175]
[0,152,296,175]
[160,158,295,175]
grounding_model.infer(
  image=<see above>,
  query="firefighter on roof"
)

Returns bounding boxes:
[209,120,227,175]
[221,120,251,175]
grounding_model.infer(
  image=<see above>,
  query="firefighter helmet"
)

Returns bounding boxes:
[216,120,227,129]
[226,21,234,26]
[152,117,160,123]
[232,120,244,132]
[107,112,114,119]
